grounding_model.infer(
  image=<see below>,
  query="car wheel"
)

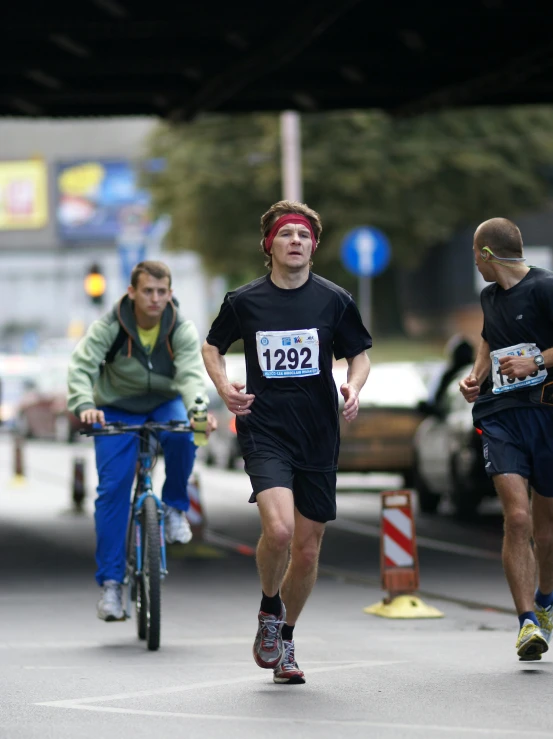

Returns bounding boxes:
[412,456,441,514]
[54,414,73,443]
[450,449,484,520]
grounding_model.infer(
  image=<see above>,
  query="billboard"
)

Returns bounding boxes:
[56,159,151,241]
[0,160,48,230]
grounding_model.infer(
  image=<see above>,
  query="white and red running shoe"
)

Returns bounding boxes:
[273,639,305,684]
[253,604,286,669]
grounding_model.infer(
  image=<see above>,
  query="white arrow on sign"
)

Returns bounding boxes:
[357,231,376,275]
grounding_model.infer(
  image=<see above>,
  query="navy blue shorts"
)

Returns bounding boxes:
[244,452,337,523]
[479,407,553,497]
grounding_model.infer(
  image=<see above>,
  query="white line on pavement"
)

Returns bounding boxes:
[37,660,403,708]
[23,660,366,670]
[0,636,325,650]
[35,704,553,736]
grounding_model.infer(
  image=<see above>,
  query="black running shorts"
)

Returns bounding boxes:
[244,452,337,523]
[479,407,553,497]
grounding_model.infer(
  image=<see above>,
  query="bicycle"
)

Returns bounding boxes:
[82,420,198,651]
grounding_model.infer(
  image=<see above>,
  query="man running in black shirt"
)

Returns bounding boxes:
[460,217,553,661]
[202,200,371,683]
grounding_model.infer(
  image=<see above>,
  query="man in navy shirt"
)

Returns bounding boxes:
[460,217,553,661]
[202,200,371,684]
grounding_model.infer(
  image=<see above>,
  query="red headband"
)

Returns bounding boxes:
[264,214,317,255]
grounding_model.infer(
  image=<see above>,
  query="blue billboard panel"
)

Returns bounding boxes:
[56,159,151,241]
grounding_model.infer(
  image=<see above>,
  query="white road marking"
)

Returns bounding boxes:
[0,636,324,650]
[37,660,403,708]
[23,660,353,670]
[331,517,502,561]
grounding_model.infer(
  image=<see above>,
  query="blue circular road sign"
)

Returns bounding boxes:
[340,227,391,278]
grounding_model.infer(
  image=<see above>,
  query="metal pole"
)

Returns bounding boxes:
[280,111,302,201]
[358,275,371,331]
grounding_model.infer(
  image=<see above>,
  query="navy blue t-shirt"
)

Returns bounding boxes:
[206,272,372,470]
[473,267,553,422]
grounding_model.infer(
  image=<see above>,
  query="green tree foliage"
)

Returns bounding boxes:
[144,107,553,289]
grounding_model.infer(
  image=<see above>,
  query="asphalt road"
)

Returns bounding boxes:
[1,436,550,739]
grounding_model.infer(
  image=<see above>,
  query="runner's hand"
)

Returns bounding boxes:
[498,355,537,380]
[340,383,360,422]
[80,408,106,426]
[459,374,480,403]
[219,382,255,416]
[206,412,217,436]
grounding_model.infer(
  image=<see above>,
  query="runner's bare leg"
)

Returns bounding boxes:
[281,508,325,625]
[494,473,535,614]
[256,488,295,596]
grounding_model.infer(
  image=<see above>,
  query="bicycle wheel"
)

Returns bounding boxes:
[129,515,147,641]
[137,496,161,650]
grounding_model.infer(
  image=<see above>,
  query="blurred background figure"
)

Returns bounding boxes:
[426,334,475,408]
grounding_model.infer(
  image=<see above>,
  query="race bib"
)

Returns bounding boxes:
[256,329,320,379]
[490,342,547,395]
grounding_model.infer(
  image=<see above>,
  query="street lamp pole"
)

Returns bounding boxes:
[280,111,302,201]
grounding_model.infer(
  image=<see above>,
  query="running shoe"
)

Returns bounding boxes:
[516,621,549,661]
[253,604,286,669]
[273,639,306,684]
[165,506,193,544]
[535,602,553,643]
[97,580,124,621]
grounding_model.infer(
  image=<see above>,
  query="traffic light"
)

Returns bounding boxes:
[84,263,106,306]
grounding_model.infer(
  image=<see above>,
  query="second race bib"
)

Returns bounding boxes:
[256,329,320,379]
[490,342,547,395]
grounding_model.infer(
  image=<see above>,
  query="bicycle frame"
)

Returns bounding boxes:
[125,428,168,618]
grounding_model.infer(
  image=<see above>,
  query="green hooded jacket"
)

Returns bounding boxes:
[67,295,208,417]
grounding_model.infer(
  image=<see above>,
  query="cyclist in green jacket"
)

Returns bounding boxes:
[68,260,216,621]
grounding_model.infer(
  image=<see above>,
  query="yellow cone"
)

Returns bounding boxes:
[364,595,444,619]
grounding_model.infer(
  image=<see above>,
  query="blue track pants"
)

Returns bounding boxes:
[93,396,196,586]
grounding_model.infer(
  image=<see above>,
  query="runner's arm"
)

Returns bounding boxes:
[459,338,490,402]
[202,341,254,416]
[471,338,492,385]
[340,350,370,422]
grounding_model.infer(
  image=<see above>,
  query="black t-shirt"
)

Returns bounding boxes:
[206,272,372,470]
[473,267,553,422]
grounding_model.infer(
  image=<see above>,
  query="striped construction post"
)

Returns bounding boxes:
[186,473,205,540]
[380,491,419,597]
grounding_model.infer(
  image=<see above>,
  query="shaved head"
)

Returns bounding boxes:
[474,218,523,258]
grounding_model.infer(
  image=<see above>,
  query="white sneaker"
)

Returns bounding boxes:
[97,580,124,621]
[165,506,193,544]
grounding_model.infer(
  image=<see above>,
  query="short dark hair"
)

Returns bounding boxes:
[130,260,172,288]
[474,218,523,258]
[260,200,323,269]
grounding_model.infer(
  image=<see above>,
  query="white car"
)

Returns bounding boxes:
[412,365,494,517]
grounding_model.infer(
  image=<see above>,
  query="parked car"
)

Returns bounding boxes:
[16,364,80,443]
[412,365,494,518]
[333,361,432,484]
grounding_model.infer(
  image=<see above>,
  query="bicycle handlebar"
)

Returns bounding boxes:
[80,420,199,437]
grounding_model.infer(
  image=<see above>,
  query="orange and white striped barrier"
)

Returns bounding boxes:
[364,490,444,619]
[186,473,205,540]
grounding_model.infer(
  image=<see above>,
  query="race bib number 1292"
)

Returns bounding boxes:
[256,329,320,378]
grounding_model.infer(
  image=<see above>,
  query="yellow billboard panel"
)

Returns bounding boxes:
[0,160,48,230]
